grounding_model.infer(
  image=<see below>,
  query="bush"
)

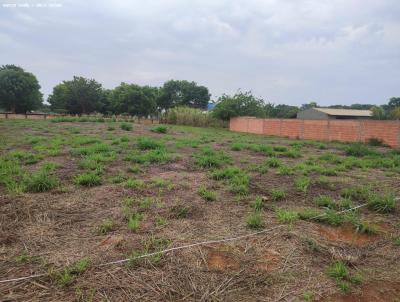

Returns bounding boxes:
[367,138,384,146]
[163,106,227,127]
[120,122,132,131]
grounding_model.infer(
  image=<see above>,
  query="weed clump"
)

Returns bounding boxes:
[314,195,336,209]
[367,192,396,213]
[251,196,264,211]
[74,172,101,187]
[345,143,377,157]
[194,147,231,169]
[151,125,168,134]
[295,176,311,193]
[120,122,132,131]
[197,185,217,201]
[24,171,59,193]
[246,212,263,229]
[271,189,287,201]
[275,208,298,224]
[98,219,114,234]
[326,261,361,292]
[137,137,164,150]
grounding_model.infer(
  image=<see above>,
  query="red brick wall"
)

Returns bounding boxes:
[229,117,400,148]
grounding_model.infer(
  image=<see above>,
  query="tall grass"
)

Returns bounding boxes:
[163,107,227,128]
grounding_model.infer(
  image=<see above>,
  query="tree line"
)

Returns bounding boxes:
[0,64,399,120]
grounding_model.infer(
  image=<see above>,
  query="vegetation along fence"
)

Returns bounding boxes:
[230,117,400,148]
[0,113,159,124]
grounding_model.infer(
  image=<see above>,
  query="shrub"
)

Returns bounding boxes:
[367,138,384,147]
[24,171,59,192]
[367,192,396,213]
[151,125,168,133]
[120,122,132,131]
[246,212,263,229]
[271,189,287,201]
[74,172,101,187]
[295,176,311,193]
[163,106,226,127]
[197,185,216,201]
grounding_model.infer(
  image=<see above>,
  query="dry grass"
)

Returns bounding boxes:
[0,119,399,301]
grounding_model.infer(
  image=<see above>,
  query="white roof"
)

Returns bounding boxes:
[313,107,372,117]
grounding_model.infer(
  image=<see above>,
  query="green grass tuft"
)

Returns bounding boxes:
[120,122,133,131]
[275,208,299,224]
[246,212,263,229]
[74,172,102,187]
[197,185,217,201]
[295,176,311,193]
[151,125,168,133]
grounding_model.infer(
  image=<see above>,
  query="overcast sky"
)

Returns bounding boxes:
[1,0,399,106]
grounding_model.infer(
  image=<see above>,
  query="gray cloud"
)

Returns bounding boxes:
[1,0,399,105]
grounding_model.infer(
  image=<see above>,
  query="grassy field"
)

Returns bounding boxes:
[1,119,400,301]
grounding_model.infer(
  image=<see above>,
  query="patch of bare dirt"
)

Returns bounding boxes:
[206,245,240,271]
[326,281,400,302]
[318,224,379,247]
[257,248,282,272]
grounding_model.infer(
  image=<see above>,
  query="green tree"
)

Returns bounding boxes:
[0,65,42,113]
[157,80,210,110]
[300,102,318,111]
[388,97,400,108]
[212,91,266,121]
[371,106,388,120]
[272,104,299,118]
[110,83,157,117]
[48,76,105,114]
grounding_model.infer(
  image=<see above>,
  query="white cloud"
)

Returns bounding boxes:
[0,0,399,105]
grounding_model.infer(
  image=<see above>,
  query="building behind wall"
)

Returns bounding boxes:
[297,107,373,120]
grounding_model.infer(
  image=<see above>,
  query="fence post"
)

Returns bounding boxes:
[5,113,8,119]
